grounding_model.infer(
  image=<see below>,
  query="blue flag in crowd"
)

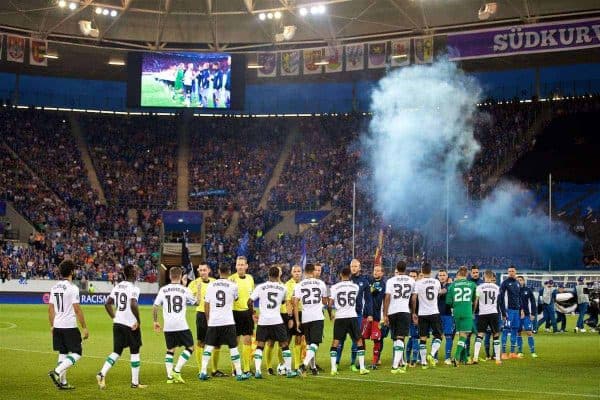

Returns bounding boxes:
[300,238,307,270]
[237,231,249,257]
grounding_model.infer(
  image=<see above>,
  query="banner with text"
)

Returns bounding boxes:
[447,17,600,60]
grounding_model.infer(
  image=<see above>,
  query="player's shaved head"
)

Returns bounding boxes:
[291,265,302,281]
[218,263,231,276]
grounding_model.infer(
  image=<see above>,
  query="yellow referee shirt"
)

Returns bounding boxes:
[286,278,302,312]
[188,277,215,312]
[229,272,254,311]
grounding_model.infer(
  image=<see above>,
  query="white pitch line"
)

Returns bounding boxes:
[0,322,17,330]
[315,375,599,398]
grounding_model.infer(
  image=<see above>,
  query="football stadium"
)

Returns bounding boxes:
[0,1,599,399]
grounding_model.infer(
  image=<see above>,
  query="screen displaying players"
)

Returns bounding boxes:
[140,52,232,109]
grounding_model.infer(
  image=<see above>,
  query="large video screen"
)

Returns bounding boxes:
[131,52,243,109]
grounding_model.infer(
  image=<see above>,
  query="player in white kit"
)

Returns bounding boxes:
[411,262,443,369]
[248,266,297,379]
[96,264,146,389]
[383,261,415,373]
[328,266,370,376]
[293,263,329,376]
[474,270,502,364]
[199,264,251,382]
[48,260,89,390]
[153,267,197,384]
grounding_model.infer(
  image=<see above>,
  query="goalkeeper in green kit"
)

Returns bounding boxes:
[446,266,477,366]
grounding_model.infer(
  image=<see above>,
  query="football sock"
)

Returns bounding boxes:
[412,338,420,362]
[264,344,273,370]
[493,339,501,361]
[419,341,427,365]
[165,351,174,378]
[292,342,302,369]
[455,337,466,361]
[101,352,120,377]
[517,335,524,353]
[55,353,80,375]
[211,348,220,373]
[200,346,213,375]
[473,336,483,360]
[304,344,318,367]
[230,347,242,376]
[131,353,140,385]
[431,338,441,358]
[357,346,366,370]
[254,347,263,374]
[484,332,491,357]
[444,334,454,360]
[373,340,382,365]
[174,348,192,373]
[57,354,67,384]
[501,330,508,353]
[465,334,472,357]
[330,347,338,372]
[276,342,284,365]
[510,327,518,353]
[336,341,344,364]
[282,347,292,372]
[243,343,253,372]
[392,340,405,368]
[351,341,358,366]
[195,345,203,372]
[528,336,535,353]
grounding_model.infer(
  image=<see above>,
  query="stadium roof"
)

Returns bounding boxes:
[1,0,599,52]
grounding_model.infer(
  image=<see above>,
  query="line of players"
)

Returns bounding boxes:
[46,258,538,390]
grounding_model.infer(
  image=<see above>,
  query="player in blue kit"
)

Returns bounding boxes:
[499,266,522,359]
[516,276,538,358]
[336,259,373,371]
[405,270,420,366]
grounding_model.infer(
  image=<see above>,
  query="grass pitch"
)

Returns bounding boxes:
[140,75,223,108]
[0,304,598,400]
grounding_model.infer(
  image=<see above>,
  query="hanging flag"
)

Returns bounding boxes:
[300,239,307,270]
[6,35,25,63]
[303,48,324,75]
[374,228,384,268]
[414,36,434,64]
[324,45,343,73]
[344,43,364,71]
[368,42,387,69]
[280,50,300,76]
[237,231,250,257]
[257,52,277,77]
[30,39,48,66]
[390,39,410,67]
[181,234,195,283]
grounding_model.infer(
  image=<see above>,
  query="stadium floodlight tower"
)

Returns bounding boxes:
[159,210,205,287]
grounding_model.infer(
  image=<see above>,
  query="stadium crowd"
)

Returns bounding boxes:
[1,97,599,283]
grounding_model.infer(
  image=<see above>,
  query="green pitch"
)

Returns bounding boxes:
[140,75,222,108]
[0,304,598,400]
